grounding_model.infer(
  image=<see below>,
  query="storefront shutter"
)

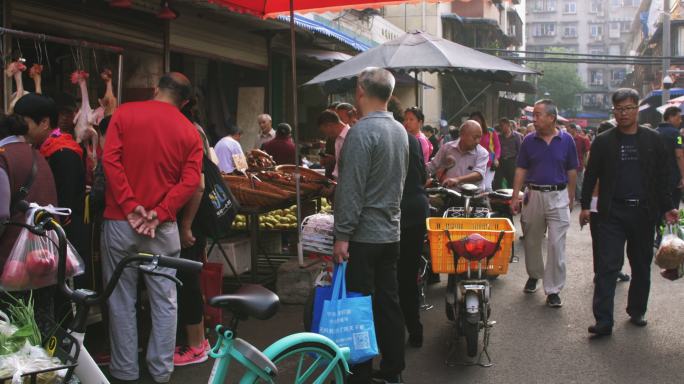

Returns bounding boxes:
[170,13,267,69]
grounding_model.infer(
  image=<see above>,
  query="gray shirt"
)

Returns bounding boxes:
[499,131,523,160]
[334,111,409,243]
[427,140,489,190]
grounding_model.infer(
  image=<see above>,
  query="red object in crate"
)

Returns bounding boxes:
[447,233,500,262]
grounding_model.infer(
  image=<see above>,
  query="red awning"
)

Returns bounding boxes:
[208,0,445,18]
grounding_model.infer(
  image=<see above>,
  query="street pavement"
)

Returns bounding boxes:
[136,207,684,383]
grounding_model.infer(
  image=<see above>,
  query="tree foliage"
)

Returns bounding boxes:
[528,48,585,112]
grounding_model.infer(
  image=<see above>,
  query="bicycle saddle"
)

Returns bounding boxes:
[446,233,502,262]
[209,284,280,320]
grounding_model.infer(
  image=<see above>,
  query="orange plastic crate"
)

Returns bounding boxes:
[426,217,515,276]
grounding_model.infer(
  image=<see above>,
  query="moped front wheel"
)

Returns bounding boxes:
[463,320,479,357]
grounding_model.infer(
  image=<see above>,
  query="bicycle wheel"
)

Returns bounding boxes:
[245,341,347,384]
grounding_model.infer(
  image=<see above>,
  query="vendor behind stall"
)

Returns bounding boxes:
[262,123,296,165]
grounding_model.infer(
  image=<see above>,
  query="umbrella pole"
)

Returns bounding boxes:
[414,70,420,108]
[290,0,305,268]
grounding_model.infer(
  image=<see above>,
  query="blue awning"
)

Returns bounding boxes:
[575,112,610,119]
[278,15,370,52]
[643,88,684,98]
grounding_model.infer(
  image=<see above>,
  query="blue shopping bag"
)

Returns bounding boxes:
[311,265,362,333]
[319,262,379,364]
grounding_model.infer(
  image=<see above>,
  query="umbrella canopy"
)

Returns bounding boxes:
[657,95,684,114]
[305,30,537,86]
[207,0,435,18]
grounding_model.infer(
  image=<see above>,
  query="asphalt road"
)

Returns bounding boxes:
[132,207,684,383]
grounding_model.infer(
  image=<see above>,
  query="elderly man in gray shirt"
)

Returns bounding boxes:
[427,120,489,189]
[333,67,408,384]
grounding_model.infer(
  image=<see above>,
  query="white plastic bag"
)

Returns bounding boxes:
[655,225,684,270]
[0,205,84,291]
[0,342,64,383]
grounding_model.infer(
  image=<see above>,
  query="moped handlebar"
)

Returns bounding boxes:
[426,186,491,200]
[426,187,463,199]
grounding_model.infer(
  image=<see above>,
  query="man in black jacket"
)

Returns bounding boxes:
[580,88,679,337]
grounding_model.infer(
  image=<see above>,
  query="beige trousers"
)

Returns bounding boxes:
[521,189,571,295]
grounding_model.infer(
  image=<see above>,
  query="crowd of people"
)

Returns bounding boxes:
[324,69,682,383]
[1,64,683,384]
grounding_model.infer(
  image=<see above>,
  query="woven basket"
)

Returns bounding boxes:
[222,174,289,208]
[275,165,330,182]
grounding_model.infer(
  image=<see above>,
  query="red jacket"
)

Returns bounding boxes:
[103,100,203,223]
[262,135,296,165]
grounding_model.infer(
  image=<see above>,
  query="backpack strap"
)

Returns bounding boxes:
[10,147,38,213]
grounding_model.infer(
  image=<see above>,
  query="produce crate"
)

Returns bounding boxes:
[257,232,283,255]
[0,325,79,384]
[207,237,252,277]
[427,218,515,276]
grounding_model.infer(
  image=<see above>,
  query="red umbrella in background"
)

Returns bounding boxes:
[208,0,432,18]
[209,0,449,267]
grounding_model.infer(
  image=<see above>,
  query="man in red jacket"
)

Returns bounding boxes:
[102,72,203,383]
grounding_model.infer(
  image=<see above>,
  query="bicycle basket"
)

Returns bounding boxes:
[0,323,79,384]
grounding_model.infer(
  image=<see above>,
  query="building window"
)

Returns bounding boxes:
[610,0,621,7]
[589,46,605,55]
[620,21,631,33]
[590,1,603,13]
[532,0,556,12]
[563,25,577,38]
[612,69,626,82]
[590,70,604,85]
[563,2,576,14]
[532,23,556,37]
[609,22,621,38]
[590,24,604,39]
[623,0,638,6]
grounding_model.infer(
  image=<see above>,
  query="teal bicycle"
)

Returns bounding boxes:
[206,284,350,383]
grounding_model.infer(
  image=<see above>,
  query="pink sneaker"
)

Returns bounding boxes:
[173,345,208,367]
[175,339,210,353]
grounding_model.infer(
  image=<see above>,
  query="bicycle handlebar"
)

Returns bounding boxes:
[13,202,203,307]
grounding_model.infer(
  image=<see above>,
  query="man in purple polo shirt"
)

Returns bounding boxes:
[511,99,578,308]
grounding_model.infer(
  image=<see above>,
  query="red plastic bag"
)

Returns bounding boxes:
[201,262,223,328]
[1,225,84,291]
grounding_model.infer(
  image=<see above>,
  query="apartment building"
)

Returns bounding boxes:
[526,0,641,121]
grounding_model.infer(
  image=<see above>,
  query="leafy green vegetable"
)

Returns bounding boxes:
[1,293,41,350]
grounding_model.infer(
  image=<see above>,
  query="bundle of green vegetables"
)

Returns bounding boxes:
[0,294,41,355]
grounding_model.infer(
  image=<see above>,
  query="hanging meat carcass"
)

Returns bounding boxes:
[29,64,43,95]
[99,69,118,117]
[71,70,99,168]
[5,60,27,113]
[91,69,118,123]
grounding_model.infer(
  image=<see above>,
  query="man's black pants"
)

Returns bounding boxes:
[398,224,426,338]
[346,241,405,383]
[593,203,655,327]
[671,187,681,209]
[492,157,516,190]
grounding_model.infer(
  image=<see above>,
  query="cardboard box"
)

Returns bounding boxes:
[207,237,251,277]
